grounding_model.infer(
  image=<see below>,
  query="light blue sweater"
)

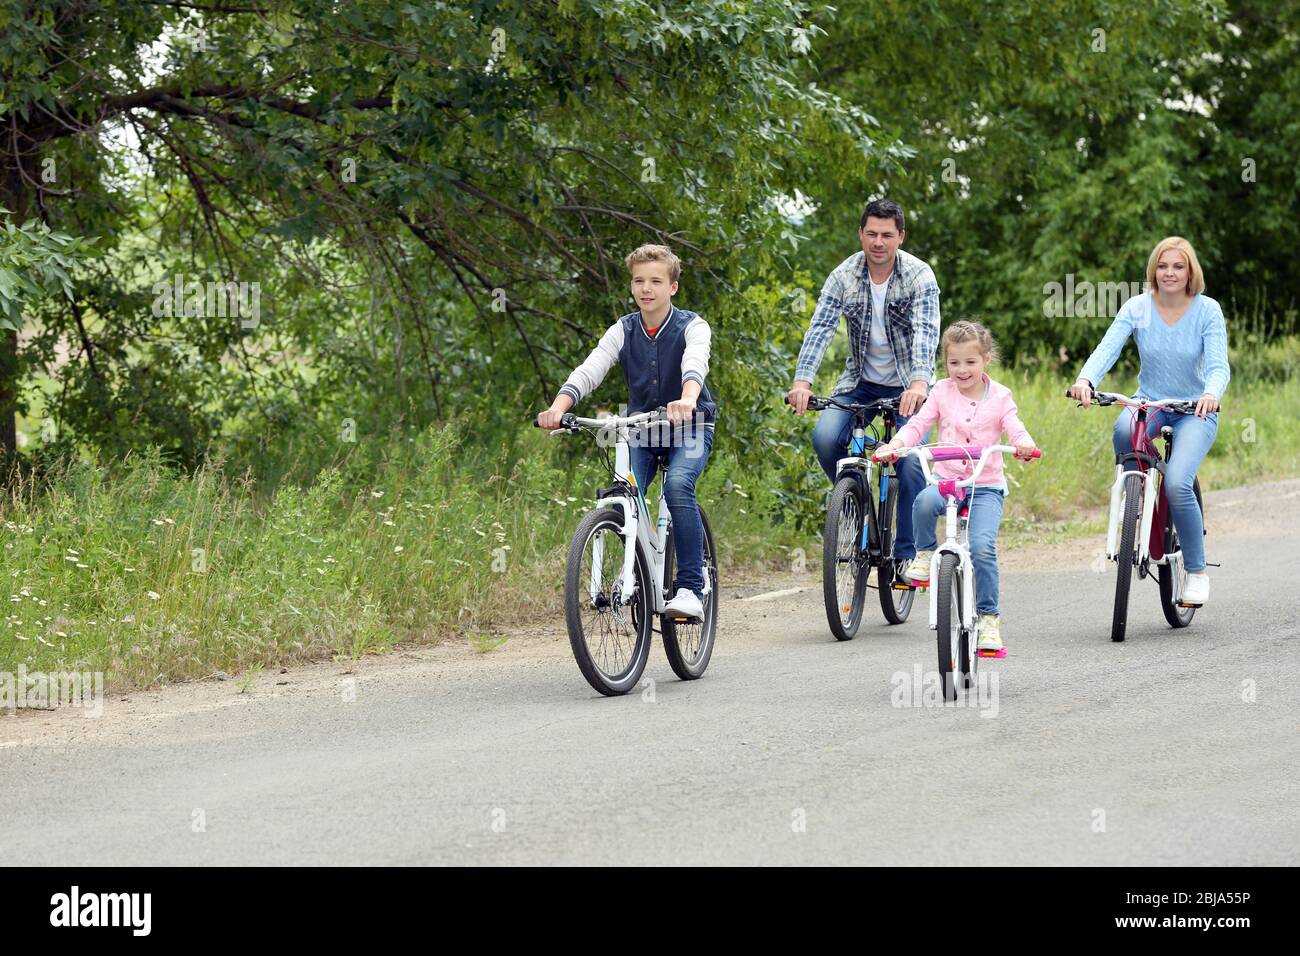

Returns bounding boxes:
[1078,293,1231,400]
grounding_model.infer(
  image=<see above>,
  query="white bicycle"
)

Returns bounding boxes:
[1068,389,1207,642]
[876,443,1040,701]
[536,407,718,696]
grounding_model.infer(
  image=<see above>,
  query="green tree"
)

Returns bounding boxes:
[1,0,887,463]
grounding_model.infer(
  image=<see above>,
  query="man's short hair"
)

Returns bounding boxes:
[625,243,681,282]
[859,199,905,233]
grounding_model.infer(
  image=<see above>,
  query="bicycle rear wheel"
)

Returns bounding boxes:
[1111,473,1143,642]
[935,553,963,702]
[662,507,719,680]
[823,475,867,641]
[871,472,915,625]
[564,507,653,696]
[1159,478,1204,628]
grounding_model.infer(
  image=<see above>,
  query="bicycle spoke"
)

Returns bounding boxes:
[835,494,860,620]
[578,528,638,679]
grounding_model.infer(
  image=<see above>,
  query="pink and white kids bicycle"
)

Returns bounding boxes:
[875,443,1041,701]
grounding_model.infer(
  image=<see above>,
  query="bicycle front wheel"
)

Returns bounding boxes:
[1111,473,1143,642]
[564,507,653,696]
[823,475,867,641]
[1159,477,1204,628]
[662,507,719,680]
[935,552,962,702]
[873,472,915,625]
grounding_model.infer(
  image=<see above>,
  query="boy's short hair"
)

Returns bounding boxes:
[625,244,681,283]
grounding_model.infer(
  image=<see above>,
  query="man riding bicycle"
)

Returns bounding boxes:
[787,198,941,578]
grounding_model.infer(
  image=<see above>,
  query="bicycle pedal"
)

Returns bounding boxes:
[976,647,1008,659]
[891,582,914,591]
[1177,602,1202,609]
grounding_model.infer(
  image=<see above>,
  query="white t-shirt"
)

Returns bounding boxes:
[865,277,900,385]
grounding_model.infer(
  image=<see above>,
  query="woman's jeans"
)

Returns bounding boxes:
[630,425,714,598]
[912,485,1006,615]
[1112,407,1217,572]
[811,380,926,561]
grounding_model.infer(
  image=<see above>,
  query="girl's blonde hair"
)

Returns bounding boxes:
[942,320,999,365]
[1145,236,1205,296]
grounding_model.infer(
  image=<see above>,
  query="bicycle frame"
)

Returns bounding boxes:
[1096,392,1196,579]
[555,411,712,615]
[880,444,1031,636]
[827,399,903,564]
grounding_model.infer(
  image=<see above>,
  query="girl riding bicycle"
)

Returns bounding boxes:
[877,321,1037,654]
[1067,237,1230,606]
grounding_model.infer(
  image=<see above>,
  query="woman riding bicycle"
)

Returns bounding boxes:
[1067,236,1230,606]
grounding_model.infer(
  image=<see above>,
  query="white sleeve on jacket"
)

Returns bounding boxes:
[681,316,711,387]
[559,321,625,405]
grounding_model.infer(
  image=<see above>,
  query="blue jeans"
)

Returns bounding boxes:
[1112,407,1217,572]
[631,425,713,598]
[812,380,927,560]
[913,485,1005,615]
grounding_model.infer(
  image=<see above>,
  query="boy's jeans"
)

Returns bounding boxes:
[630,424,714,598]
[912,484,1005,616]
[1112,407,1217,572]
[811,380,926,561]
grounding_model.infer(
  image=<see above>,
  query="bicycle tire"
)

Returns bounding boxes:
[662,507,719,680]
[824,476,867,641]
[874,474,915,625]
[564,507,653,695]
[936,552,962,702]
[1111,472,1143,642]
[1159,478,1204,628]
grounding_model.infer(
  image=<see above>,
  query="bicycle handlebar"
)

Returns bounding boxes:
[534,407,669,433]
[873,443,1040,490]
[1064,387,1198,414]
[783,393,901,413]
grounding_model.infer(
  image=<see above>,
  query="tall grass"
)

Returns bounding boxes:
[0,433,599,690]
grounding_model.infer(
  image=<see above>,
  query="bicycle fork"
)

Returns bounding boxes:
[927,498,975,635]
[1105,464,1160,565]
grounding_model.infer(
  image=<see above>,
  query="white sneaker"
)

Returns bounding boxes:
[907,550,934,585]
[664,587,704,621]
[1182,572,1209,606]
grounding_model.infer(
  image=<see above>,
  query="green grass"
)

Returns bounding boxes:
[4,343,1297,696]
[0,434,591,692]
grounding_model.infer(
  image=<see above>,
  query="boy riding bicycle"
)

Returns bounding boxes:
[536,244,715,621]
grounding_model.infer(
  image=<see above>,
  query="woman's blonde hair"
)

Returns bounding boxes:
[1145,237,1205,296]
[942,320,999,365]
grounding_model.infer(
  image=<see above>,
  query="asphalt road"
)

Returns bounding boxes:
[4,482,1298,865]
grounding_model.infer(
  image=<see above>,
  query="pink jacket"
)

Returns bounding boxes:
[895,374,1034,488]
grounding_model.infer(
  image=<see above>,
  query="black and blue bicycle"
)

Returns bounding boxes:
[789,394,916,639]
